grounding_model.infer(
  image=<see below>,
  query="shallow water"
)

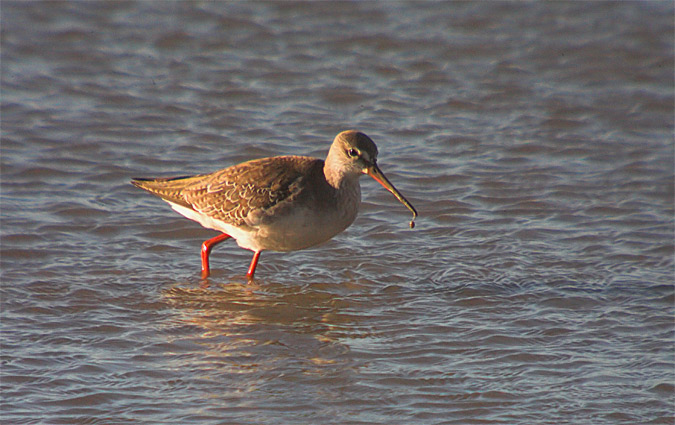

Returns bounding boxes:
[1,2,673,424]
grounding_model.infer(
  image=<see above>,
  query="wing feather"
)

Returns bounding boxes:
[132,156,326,227]
[183,156,322,226]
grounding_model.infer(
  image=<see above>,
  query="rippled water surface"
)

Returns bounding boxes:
[2,2,673,424]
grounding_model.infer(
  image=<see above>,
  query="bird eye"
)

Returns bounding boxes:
[347,148,359,158]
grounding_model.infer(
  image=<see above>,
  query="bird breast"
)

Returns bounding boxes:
[245,177,362,252]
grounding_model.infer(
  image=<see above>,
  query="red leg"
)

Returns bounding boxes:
[246,251,261,280]
[201,233,231,278]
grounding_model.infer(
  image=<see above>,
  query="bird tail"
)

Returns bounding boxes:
[130,176,195,208]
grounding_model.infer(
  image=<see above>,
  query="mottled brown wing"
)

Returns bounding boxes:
[181,156,320,227]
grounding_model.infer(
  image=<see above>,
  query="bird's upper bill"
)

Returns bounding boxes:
[364,162,418,228]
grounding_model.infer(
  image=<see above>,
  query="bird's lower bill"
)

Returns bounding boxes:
[365,164,418,223]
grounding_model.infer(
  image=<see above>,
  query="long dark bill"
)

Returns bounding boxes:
[365,163,418,228]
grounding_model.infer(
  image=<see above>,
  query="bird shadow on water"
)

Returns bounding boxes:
[156,276,369,378]
[160,274,368,342]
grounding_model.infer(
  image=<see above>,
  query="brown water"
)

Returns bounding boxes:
[1,2,673,424]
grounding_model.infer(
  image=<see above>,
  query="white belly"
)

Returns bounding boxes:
[166,189,360,252]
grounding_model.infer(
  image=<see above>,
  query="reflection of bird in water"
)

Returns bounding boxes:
[132,130,417,279]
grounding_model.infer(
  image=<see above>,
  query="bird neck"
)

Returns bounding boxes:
[323,157,355,189]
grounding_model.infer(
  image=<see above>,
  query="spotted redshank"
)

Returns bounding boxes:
[131,130,417,279]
